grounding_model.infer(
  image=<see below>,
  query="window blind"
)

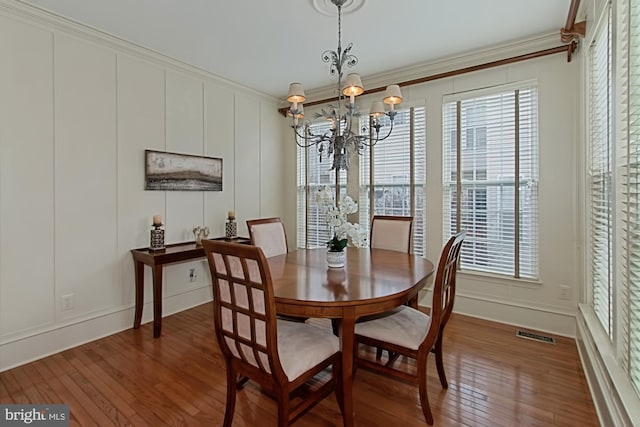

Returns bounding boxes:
[359,106,426,255]
[589,5,613,337]
[623,0,640,393]
[443,84,539,279]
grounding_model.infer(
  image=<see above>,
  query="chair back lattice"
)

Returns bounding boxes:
[428,231,466,340]
[202,240,284,380]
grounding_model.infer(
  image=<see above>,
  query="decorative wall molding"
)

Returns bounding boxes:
[0,0,277,102]
[299,32,565,103]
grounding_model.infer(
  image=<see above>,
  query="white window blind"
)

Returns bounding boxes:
[359,106,426,255]
[296,121,347,249]
[589,5,613,338]
[622,0,640,393]
[442,84,539,279]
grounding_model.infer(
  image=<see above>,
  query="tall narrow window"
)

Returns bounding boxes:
[622,0,640,393]
[359,106,426,255]
[297,121,347,248]
[443,83,539,279]
[588,6,613,337]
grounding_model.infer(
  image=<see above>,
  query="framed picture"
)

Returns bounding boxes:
[145,150,223,191]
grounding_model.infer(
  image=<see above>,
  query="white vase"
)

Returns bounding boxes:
[326,249,346,268]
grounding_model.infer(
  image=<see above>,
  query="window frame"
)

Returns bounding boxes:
[442,80,540,280]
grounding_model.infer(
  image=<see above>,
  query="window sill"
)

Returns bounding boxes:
[456,269,542,287]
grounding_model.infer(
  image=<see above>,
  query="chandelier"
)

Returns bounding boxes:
[286,0,403,171]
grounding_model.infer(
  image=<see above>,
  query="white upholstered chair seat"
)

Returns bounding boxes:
[354,306,431,351]
[277,319,340,381]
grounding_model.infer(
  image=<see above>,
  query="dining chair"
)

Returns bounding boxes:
[362,215,414,346]
[332,215,415,337]
[246,217,289,258]
[353,230,466,425]
[370,215,413,253]
[202,240,343,427]
[247,217,308,323]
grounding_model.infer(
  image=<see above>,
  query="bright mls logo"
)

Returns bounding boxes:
[1,405,69,426]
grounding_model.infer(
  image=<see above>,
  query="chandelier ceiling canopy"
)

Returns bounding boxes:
[287,0,403,171]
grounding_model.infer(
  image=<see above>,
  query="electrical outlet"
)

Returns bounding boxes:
[189,268,198,282]
[61,293,74,311]
[559,285,570,300]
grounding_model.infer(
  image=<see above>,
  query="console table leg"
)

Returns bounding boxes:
[152,264,163,338]
[133,261,144,329]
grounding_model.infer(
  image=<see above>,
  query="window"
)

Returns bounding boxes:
[297,106,425,254]
[621,0,640,394]
[359,106,426,255]
[296,121,347,249]
[628,0,640,395]
[588,5,613,338]
[443,84,539,279]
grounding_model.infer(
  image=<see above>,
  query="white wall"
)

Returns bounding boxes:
[0,2,285,371]
[286,38,580,338]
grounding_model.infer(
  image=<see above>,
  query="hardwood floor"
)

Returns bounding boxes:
[0,303,599,426]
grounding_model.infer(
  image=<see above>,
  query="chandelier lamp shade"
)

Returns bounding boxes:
[287,0,403,171]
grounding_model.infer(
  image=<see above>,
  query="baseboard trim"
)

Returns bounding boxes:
[0,287,213,372]
[419,290,577,337]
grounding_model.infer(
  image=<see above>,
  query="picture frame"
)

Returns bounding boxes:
[145,150,223,191]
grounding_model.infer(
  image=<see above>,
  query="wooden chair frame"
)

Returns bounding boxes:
[354,230,465,425]
[202,240,342,426]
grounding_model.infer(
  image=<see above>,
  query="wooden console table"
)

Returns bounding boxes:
[131,237,250,337]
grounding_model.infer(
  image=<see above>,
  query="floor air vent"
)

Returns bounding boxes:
[516,329,556,344]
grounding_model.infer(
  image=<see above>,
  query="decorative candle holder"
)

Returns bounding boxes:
[193,226,210,246]
[225,211,237,240]
[150,224,165,251]
[225,220,237,240]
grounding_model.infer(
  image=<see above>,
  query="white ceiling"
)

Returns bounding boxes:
[21,0,572,99]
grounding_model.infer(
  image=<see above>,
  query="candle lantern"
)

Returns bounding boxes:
[225,211,237,240]
[150,216,165,251]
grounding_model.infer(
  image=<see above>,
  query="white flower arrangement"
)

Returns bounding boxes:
[315,186,368,251]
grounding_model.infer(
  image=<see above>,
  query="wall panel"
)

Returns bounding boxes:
[234,93,261,227]
[54,34,118,318]
[0,16,55,336]
[164,71,205,297]
[165,71,204,244]
[259,100,285,218]
[116,54,165,306]
[204,82,235,237]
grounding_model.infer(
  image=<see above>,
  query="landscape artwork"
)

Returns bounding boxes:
[145,150,222,191]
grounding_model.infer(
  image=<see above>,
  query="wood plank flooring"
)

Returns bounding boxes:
[0,303,599,426]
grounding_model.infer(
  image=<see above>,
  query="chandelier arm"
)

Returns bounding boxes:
[358,119,396,147]
[374,119,395,143]
[294,129,336,149]
[292,126,323,148]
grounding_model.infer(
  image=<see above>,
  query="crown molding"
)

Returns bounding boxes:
[300,32,565,103]
[0,0,279,102]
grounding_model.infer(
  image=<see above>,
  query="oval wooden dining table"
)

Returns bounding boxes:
[266,247,435,427]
